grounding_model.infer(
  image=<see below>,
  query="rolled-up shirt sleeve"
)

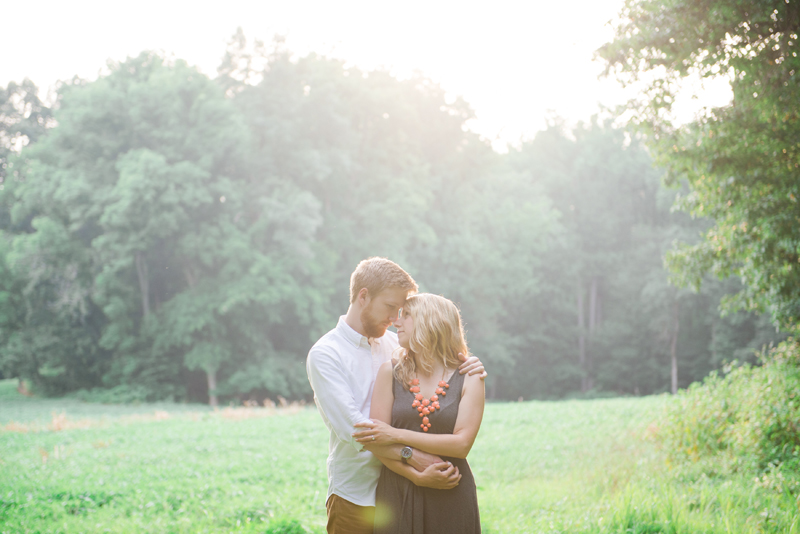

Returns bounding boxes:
[307,347,370,452]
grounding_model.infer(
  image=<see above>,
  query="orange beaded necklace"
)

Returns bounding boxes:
[409,377,450,432]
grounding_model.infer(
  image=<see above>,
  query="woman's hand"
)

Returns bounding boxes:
[415,461,461,490]
[352,420,400,446]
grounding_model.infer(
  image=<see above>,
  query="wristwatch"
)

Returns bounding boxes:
[400,446,413,464]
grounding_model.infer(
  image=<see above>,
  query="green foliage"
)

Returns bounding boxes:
[601,7,800,517]
[599,0,800,329]
[0,79,80,392]
[71,384,168,404]
[508,119,783,396]
[0,78,51,184]
[657,339,800,479]
[0,215,104,396]
[2,52,326,402]
[0,32,787,403]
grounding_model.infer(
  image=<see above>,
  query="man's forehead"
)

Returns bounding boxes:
[375,287,410,306]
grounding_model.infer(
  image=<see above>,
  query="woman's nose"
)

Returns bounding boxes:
[393,316,402,327]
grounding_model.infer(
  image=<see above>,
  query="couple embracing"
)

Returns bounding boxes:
[307,257,486,534]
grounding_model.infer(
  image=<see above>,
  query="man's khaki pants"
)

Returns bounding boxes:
[326,494,375,534]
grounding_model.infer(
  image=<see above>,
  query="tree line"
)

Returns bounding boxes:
[0,31,786,405]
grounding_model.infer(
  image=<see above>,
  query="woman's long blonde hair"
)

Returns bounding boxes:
[394,293,469,389]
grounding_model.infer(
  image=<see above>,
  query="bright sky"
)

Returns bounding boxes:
[1,0,732,150]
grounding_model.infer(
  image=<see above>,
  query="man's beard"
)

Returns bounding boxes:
[360,304,390,339]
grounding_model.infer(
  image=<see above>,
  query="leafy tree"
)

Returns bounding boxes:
[510,119,783,396]
[0,80,96,394]
[0,215,103,395]
[221,35,477,321]
[0,79,51,187]
[220,35,565,399]
[0,78,53,384]
[409,143,560,399]
[510,119,671,394]
[9,53,322,403]
[599,0,800,329]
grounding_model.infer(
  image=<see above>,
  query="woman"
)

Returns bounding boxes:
[353,293,484,533]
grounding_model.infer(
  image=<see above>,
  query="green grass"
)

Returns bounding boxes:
[1,379,797,533]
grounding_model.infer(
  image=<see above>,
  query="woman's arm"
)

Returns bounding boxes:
[374,454,462,489]
[368,361,395,425]
[354,371,485,459]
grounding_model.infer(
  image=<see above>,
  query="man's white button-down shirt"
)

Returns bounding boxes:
[306,316,399,507]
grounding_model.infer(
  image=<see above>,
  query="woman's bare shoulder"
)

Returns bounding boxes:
[462,370,485,396]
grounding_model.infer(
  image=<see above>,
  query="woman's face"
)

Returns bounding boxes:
[394,307,414,349]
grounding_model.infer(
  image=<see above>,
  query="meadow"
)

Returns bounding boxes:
[1,380,797,533]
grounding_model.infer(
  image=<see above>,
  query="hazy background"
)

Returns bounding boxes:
[1,0,732,149]
[0,0,779,405]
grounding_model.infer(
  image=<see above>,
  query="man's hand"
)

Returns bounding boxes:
[407,448,444,472]
[415,461,461,489]
[458,353,487,380]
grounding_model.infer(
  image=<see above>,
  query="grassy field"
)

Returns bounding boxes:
[1,380,797,533]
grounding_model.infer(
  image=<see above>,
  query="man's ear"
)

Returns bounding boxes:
[357,287,371,306]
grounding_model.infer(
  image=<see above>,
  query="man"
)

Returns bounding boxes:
[307,257,486,534]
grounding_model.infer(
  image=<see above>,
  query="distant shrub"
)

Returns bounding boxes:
[70,384,173,404]
[657,339,800,475]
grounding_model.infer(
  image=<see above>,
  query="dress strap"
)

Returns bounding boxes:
[446,366,465,397]
[391,365,405,398]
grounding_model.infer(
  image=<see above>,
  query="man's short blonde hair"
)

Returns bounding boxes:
[350,257,418,303]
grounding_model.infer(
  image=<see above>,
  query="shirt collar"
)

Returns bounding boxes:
[336,316,375,348]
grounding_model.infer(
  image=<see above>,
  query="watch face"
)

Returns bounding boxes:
[401,447,412,459]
